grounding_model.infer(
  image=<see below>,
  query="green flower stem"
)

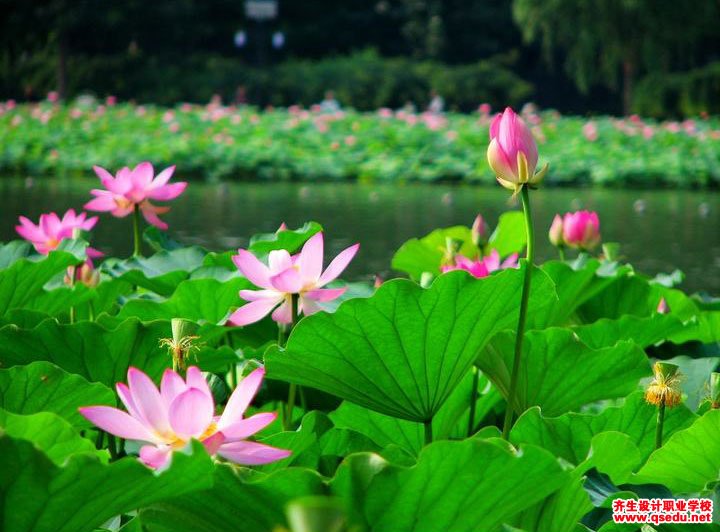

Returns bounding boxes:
[283,293,300,430]
[558,247,566,262]
[68,265,76,324]
[655,399,666,449]
[424,418,433,445]
[502,185,535,440]
[132,204,142,257]
[107,433,118,460]
[467,366,479,437]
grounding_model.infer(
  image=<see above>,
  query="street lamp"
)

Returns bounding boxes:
[244,0,279,65]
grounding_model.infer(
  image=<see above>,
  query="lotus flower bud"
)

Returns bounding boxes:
[562,211,601,250]
[487,107,548,194]
[657,297,669,314]
[548,215,564,247]
[645,362,683,408]
[709,372,720,409]
[64,261,100,288]
[471,214,490,248]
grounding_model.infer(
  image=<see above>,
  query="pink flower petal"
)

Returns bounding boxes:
[220,412,276,439]
[232,249,273,289]
[80,214,99,231]
[128,367,171,435]
[270,267,303,293]
[150,165,176,188]
[201,431,225,455]
[79,406,156,442]
[272,300,292,323]
[317,243,359,286]
[304,287,346,302]
[267,249,293,274]
[487,138,517,183]
[168,388,214,439]
[228,297,281,326]
[501,253,519,269]
[296,232,324,283]
[217,441,291,465]
[140,202,169,230]
[239,289,282,302]
[139,444,172,469]
[185,366,212,399]
[148,181,187,201]
[131,161,154,189]
[86,247,104,259]
[41,213,62,238]
[160,368,187,407]
[107,167,134,196]
[489,113,502,139]
[300,298,323,316]
[116,382,144,421]
[93,165,115,187]
[84,194,118,212]
[218,367,265,429]
[15,217,44,242]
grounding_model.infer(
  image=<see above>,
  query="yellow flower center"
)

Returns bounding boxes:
[116,197,133,209]
[164,421,218,449]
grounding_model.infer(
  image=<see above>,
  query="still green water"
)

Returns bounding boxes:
[1,178,718,294]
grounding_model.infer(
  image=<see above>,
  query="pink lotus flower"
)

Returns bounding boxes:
[582,122,598,142]
[229,232,359,326]
[16,209,102,257]
[487,107,548,193]
[548,214,564,247]
[79,366,290,470]
[562,211,601,250]
[657,297,669,314]
[84,162,187,230]
[471,214,490,248]
[441,249,518,279]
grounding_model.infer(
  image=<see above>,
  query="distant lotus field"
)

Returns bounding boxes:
[1,97,720,186]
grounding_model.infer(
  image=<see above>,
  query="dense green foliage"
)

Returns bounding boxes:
[2,0,719,115]
[0,215,719,531]
[37,50,531,110]
[3,102,720,186]
[634,61,720,118]
[513,0,719,114]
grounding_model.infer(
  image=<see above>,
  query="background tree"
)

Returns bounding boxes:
[513,0,720,114]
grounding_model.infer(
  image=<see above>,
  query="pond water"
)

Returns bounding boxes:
[1,177,719,294]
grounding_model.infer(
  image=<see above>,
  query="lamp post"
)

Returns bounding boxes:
[244,0,278,66]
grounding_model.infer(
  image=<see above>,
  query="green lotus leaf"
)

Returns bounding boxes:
[266,266,555,422]
[0,408,104,464]
[635,409,720,493]
[140,464,324,532]
[0,361,115,427]
[479,327,651,416]
[511,391,697,465]
[0,318,171,387]
[0,435,213,532]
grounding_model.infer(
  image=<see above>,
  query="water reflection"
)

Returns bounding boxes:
[1,178,718,294]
